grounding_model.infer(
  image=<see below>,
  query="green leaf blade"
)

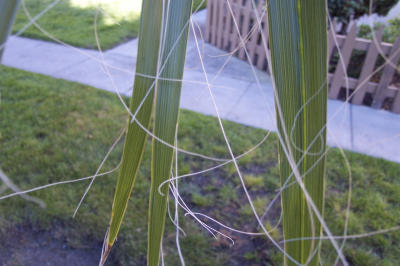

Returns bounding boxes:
[267,0,328,265]
[147,1,193,265]
[105,0,164,256]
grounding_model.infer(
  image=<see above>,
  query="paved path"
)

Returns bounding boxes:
[2,10,400,164]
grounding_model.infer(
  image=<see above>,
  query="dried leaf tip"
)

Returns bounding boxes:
[99,243,112,266]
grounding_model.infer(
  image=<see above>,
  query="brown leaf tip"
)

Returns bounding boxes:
[99,244,112,266]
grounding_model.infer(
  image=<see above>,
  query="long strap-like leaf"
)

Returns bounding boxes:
[0,0,20,61]
[148,1,193,265]
[267,1,328,265]
[102,0,163,263]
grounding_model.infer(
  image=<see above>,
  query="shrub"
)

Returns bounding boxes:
[359,18,400,43]
[328,0,397,32]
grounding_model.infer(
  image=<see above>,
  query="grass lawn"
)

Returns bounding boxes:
[0,66,399,265]
[12,0,207,50]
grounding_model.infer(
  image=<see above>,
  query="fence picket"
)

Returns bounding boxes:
[211,0,219,45]
[222,0,233,50]
[205,0,213,43]
[230,0,241,55]
[256,12,268,70]
[329,24,357,99]
[238,0,252,59]
[216,0,225,49]
[328,19,337,59]
[247,14,259,65]
[393,87,400,113]
[372,36,400,108]
[352,27,383,105]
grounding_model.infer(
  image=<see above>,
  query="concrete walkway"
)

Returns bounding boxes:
[2,10,400,164]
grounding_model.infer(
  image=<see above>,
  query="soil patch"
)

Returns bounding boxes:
[0,225,102,266]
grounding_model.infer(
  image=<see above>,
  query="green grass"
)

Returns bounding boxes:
[12,0,207,49]
[244,175,264,189]
[193,0,207,11]
[0,66,399,265]
[12,0,141,49]
[191,192,214,207]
